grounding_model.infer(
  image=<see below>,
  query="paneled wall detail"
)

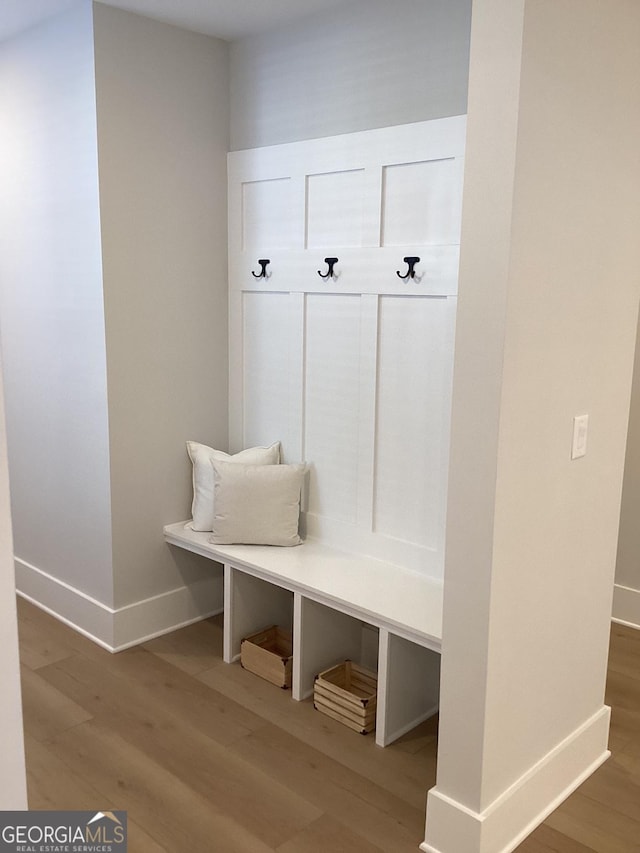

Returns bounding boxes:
[306,170,365,249]
[304,294,362,524]
[241,292,291,450]
[229,118,465,579]
[374,295,454,554]
[242,178,296,250]
[381,157,459,247]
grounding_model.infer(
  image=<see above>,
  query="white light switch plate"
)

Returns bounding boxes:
[572,414,588,459]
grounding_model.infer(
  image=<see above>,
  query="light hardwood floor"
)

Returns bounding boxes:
[17,598,640,852]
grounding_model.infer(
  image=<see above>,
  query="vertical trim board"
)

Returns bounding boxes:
[289,291,306,463]
[357,294,379,531]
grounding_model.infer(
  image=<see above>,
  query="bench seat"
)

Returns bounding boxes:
[164,520,443,745]
[164,521,443,650]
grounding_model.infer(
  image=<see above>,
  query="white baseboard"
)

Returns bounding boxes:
[611,583,640,630]
[422,705,611,853]
[112,576,224,651]
[15,557,224,653]
[15,558,116,648]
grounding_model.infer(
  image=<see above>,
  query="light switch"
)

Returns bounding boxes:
[572,414,588,459]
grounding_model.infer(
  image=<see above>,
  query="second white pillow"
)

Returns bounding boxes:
[187,441,280,531]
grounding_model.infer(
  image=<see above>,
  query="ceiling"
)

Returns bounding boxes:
[0,0,350,44]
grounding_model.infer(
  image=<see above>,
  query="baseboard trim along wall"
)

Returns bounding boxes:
[112,577,224,651]
[14,557,224,652]
[611,583,640,630]
[421,705,611,853]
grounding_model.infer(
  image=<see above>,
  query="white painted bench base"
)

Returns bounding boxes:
[164,521,443,746]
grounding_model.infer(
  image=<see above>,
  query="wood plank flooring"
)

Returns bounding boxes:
[17,599,640,852]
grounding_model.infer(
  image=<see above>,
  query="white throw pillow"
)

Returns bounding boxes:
[186,441,280,531]
[209,460,306,547]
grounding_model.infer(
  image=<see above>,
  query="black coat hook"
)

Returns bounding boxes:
[318,257,339,280]
[251,259,270,279]
[396,256,420,280]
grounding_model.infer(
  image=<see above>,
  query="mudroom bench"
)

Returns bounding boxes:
[163,521,443,747]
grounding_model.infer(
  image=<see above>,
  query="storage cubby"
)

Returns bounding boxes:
[222,565,294,664]
[165,523,444,747]
[376,630,440,747]
[293,595,378,701]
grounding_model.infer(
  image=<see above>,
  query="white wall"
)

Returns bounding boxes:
[229,0,471,150]
[425,1,640,851]
[615,311,640,628]
[0,1,114,606]
[0,353,28,810]
[93,4,230,613]
[0,2,229,648]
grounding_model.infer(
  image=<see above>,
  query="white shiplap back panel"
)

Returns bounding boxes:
[304,294,362,524]
[229,117,466,580]
[228,116,466,296]
[242,178,297,250]
[374,296,456,554]
[306,169,365,249]
[381,157,461,247]
[241,291,293,452]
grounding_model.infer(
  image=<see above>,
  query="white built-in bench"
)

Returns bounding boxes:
[164,521,443,747]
